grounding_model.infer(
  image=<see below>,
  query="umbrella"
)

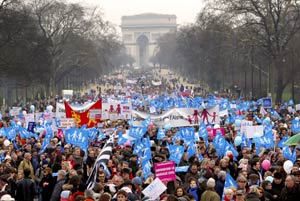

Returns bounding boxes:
[284,133,300,146]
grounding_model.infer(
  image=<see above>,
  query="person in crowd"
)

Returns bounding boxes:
[116,189,128,201]
[16,168,36,201]
[235,189,246,201]
[17,153,34,179]
[200,178,220,201]
[272,172,284,201]
[215,170,226,198]
[174,186,187,199]
[39,167,55,201]
[280,175,300,201]
[223,188,234,201]
[245,185,260,201]
[50,170,67,201]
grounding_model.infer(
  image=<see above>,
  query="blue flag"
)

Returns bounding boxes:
[65,128,88,150]
[142,160,152,180]
[157,128,166,140]
[129,126,147,139]
[19,127,30,139]
[187,141,196,158]
[169,145,185,164]
[5,128,17,140]
[224,173,237,188]
[291,119,300,133]
[180,127,195,141]
[277,136,288,148]
[39,138,50,154]
[175,166,189,173]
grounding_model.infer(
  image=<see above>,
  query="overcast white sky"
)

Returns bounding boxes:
[68,0,205,27]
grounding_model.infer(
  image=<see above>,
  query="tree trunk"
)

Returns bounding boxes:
[275,60,284,103]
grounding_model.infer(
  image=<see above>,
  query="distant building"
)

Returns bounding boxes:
[121,13,177,67]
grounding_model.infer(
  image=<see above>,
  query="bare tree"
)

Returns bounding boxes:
[204,0,300,102]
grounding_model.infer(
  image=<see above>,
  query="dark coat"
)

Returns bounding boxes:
[40,174,55,201]
[50,178,66,201]
[16,177,37,201]
[215,179,225,198]
[280,184,300,201]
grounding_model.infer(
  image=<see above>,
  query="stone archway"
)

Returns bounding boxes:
[136,35,149,67]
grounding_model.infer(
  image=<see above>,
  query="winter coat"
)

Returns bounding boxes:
[16,177,37,201]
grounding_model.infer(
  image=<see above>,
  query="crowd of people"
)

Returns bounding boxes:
[0,68,300,201]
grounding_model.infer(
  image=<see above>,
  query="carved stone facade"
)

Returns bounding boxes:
[121,13,177,67]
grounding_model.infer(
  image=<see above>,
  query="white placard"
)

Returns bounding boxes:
[245,125,264,138]
[59,118,75,128]
[219,110,228,117]
[296,104,300,111]
[89,109,102,119]
[24,114,35,129]
[241,120,253,135]
[142,178,167,200]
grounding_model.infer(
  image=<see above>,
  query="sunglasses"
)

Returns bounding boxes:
[236,194,243,196]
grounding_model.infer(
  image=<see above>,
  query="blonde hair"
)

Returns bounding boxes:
[249,185,259,194]
[200,158,210,169]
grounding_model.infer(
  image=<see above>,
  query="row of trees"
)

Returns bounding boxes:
[0,0,132,106]
[152,0,300,102]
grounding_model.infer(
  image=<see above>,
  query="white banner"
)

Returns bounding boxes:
[102,102,132,120]
[132,106,220,126]
[10,107,21,116]
[245,125,264,138]
[151,80,162,86]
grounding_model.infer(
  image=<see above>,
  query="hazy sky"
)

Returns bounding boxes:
[68,0,204,27]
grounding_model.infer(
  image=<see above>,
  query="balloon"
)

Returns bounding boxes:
[263,117,271,125]
[206,126,212,132]
[22,110,27,115]
[3,139,10,146]
[235,119,241,127]
[234,136,242,146]
[46,105,53,112]
[283,160,293,174]
[208,130,214,138]
[261,160,271,170]
[123,141,131,147]
[214,124,220,129]
[30,105,35,112]
[164,123,172,131]
[107,120,111,125]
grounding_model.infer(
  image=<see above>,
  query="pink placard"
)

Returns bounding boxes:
[212,128,225,136]
[154,161,176,183]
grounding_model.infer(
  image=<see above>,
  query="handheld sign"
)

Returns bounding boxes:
[262,98,272,108]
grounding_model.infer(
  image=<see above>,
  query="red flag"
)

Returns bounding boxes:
[64,99,102,128]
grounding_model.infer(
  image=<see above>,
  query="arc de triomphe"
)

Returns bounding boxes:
[121,13,177,67]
